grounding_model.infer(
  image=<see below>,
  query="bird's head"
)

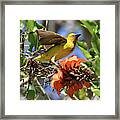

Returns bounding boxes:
[67,33,81,43]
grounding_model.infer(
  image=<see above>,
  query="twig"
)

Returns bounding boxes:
[32,79,50,100]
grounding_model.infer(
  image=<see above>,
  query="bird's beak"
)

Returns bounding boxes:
[75,34,81,38]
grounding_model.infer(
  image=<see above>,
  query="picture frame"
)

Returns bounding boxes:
[0,0,119,119]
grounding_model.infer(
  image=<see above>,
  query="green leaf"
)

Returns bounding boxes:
[28,32,38,51]
[92,89,100,97]
[27,84,36,100]
[27,90,36,100]
[78,46,92,59]
[92,80,100,87]
[79,88,87,100]
[77,41,88,50]
[92,55,100,76]
[20,20,24,30]
[83,61,92,67]
[20,54,27,67]
[35,21,45,29]
[80,20,100,56]
[26,20,35,32]
[91,34,100,56]
[89,48,96,58]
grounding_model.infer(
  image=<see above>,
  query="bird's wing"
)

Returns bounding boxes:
[37,29,67,45]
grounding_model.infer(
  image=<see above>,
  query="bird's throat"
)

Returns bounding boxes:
[64,41,75,49]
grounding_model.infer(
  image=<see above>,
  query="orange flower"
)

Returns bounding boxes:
[51,55,93,97]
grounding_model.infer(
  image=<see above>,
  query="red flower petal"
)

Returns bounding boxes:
[51,74,60,88]
[51,55,88,96]
[73,83,79,91]
[65,61,72,70]
[51,70,63,88]
[67,86,75,97]
[74,61,81,68]
[70,60,76,69]
[77,82,83,89]
[78,58,87,63]
[60,58,68,70]
[54,81,63,95]
[84,82,91,88]
[81,80,91,88]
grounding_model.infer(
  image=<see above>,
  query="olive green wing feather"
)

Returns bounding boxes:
[37,29,67,45]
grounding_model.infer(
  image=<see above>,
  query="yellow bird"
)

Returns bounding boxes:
[34,30,81,62]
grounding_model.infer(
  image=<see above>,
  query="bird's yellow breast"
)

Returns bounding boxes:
[55,45,73,60]
[46,42,74,61]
